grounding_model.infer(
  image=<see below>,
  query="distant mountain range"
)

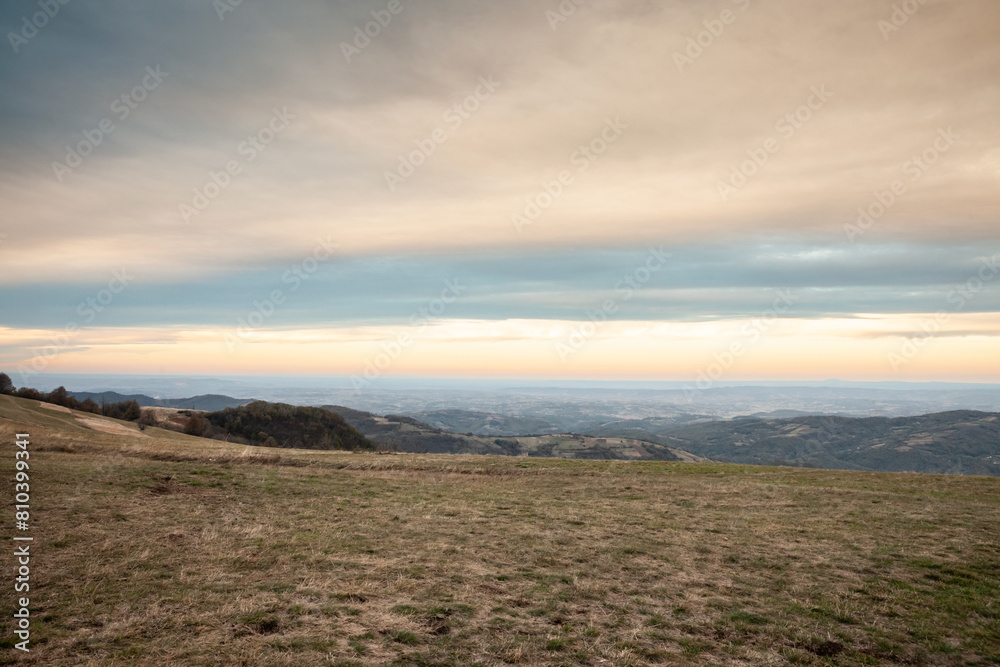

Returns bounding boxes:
[68,391,252,411]
[58,388,1000,475]
[406,409,565,436]
[635,411,1000,476]
[403,409,713,437]
[399,407,1000,476]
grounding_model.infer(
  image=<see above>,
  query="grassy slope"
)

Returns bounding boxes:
[1,393,998,666]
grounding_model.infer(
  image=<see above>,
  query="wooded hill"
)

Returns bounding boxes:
[202,401,375,452]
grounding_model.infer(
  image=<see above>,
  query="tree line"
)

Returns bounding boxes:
[0,372,143,422]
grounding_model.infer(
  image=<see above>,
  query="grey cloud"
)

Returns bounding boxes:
[0,0,997,286]
[1,240,998,328]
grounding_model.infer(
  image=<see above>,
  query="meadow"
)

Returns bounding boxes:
[1,394,998,666]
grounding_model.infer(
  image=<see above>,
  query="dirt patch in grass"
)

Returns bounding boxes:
[37,401,72,413]
[75,414,148,437]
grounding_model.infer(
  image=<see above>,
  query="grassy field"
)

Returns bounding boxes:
[2,394,999,666]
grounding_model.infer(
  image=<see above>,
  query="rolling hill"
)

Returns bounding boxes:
[405,409,564,435]
[323,405,702,461]
[655,411,1000,476]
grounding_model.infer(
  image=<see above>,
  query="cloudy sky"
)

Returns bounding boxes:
[1,0,998,382]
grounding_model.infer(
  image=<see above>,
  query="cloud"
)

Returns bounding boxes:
[2,0,998,381]
[1,0,998,284]
[1,241,998,328]
[5,314,1000,381]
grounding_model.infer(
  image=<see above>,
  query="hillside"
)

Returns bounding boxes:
[656,411,1000,476]
[323,405,699,461]
[323,405,490,454]
[1,392,998,665]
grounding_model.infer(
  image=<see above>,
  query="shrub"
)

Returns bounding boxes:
[138,411,159,428]
[103,400,141,421]
[184,414,210,437]
[46,386,80,411]
[14,387,41,400]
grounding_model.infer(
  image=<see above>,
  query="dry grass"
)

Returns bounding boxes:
[1,394,998,666]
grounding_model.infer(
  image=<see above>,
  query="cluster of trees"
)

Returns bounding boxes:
[0,373,143,422]
[203,401,375,451]
[0,373,13,396]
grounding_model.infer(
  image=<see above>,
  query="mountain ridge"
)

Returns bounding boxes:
[653,410,1000,476]
[68,391,252,411]
[323,405,702,461]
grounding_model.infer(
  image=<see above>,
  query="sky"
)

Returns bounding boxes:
[0,0,998,384]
